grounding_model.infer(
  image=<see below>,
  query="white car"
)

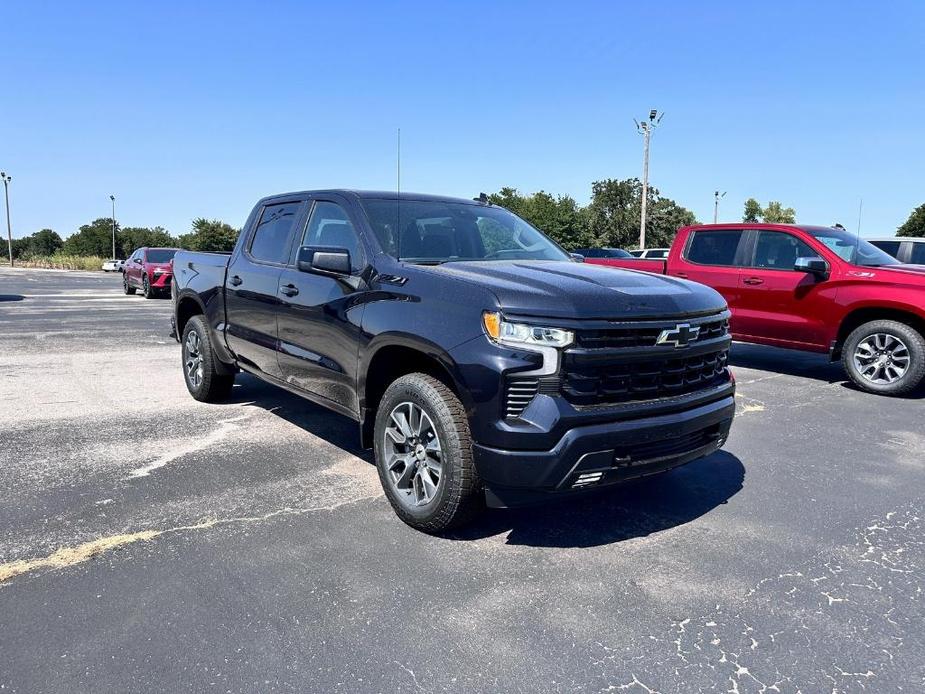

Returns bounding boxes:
[102,259,125,273]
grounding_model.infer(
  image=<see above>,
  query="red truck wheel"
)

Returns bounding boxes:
[842,320,925,396]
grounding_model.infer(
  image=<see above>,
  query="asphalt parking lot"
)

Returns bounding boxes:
[1,265,923,693]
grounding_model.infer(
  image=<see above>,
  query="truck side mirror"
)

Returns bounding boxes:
[794,256,829,278]
[570,253,585,262]
[298,246,351,275]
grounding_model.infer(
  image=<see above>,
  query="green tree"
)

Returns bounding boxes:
[762,201,796,224]
[896,203,925,237]
[487,188,588,249]
[647,196,697,247]
[743,198,763,223]
[178,218,240,252]
[11,229,63,258]
[119,226,177,257]
[584,178,696,250]
[742,199,796,224]
[62,218,119,257]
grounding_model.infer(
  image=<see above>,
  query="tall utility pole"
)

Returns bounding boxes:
[634,110,663,250]
[713,190,726,224]
[110,195,116,260]
[1,172,12,267]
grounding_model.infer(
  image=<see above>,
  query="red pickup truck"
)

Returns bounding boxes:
[584,223,925,395]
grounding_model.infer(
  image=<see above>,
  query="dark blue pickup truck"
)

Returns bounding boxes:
[172,190,735,532]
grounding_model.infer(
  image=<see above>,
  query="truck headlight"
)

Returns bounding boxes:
[482,312,573,348]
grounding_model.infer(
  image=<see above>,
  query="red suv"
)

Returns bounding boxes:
[123,247,180,299]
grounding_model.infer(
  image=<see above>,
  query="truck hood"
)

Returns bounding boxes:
[425,260,727,320]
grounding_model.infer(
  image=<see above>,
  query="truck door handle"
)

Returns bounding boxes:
[675,272,688,279]
[280,284,299,297]
[743,277,764,285]
[229,275,243,286]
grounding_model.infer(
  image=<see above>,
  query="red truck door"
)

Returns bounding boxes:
[734,229,834,350]
[670,228,746,325]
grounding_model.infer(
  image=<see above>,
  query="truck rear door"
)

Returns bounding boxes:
[224,199,306,378]
[670,228,747,324]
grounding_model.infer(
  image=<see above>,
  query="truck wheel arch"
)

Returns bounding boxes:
[176,293,206,338]
[359,339,473,449]
[833,306,925,360]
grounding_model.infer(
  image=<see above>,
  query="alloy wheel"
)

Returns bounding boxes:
[853,333,910,385]
[383,401,443,508]
[184,330,204,389]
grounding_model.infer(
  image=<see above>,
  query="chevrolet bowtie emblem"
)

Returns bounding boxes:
[656,323,700,348]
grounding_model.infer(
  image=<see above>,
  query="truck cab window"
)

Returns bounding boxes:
[303,202,362,269]
[753,231,817,269]
[250,202,300,264]
[911,243,925,265]
[685,230,744,266]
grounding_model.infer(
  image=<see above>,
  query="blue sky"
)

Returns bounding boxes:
[2,1,923,241]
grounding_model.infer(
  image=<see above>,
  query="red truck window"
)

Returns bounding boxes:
[752,231,817,270]
[685,230,745,266]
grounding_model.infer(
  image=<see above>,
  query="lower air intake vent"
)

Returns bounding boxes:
[504,378,540,419]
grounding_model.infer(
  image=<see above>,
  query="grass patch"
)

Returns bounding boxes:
[16,255,108,271]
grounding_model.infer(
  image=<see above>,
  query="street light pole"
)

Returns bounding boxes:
[713,190,726,224]
[1,172,12,267]
[110,195,116,260]
[635,110,663,250]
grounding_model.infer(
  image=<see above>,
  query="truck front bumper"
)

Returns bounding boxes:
[473,395,735,508]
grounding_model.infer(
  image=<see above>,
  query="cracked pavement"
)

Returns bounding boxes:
[1,266,923,692]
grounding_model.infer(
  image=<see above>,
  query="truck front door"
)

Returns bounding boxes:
[735,229,834,350]
[275,198,366,416]
[224,200,305,378]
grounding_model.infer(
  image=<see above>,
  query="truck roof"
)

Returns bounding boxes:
[687,223,844,234]
[260,190,487,206]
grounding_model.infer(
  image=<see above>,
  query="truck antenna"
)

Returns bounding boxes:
[397,127,402,260]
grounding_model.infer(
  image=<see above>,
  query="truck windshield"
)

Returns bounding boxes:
[146,249,177,263]
[360,199,571,264]
[805,228,900,267]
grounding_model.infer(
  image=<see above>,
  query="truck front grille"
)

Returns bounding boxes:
[561,310,731,408]
[574,314,729,349]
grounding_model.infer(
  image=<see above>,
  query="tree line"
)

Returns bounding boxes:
[10,217,240,260]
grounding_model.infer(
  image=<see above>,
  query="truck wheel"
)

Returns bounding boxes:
[142,274,154,299]
[374,373,484,533]
[181,315,235,402]
[123,273,136,295]
[843,320,925,395]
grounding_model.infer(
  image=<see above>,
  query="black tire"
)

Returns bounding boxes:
[142,274,155,299]
[123,273,136,295]
[181,315,235,402]
[842,319,925,395]
[374,373,484,533]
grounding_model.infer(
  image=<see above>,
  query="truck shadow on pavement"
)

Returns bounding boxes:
[728,342,844,383]
[451,451,744,548]
[729,342,925,398]
[224,374,744,549]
